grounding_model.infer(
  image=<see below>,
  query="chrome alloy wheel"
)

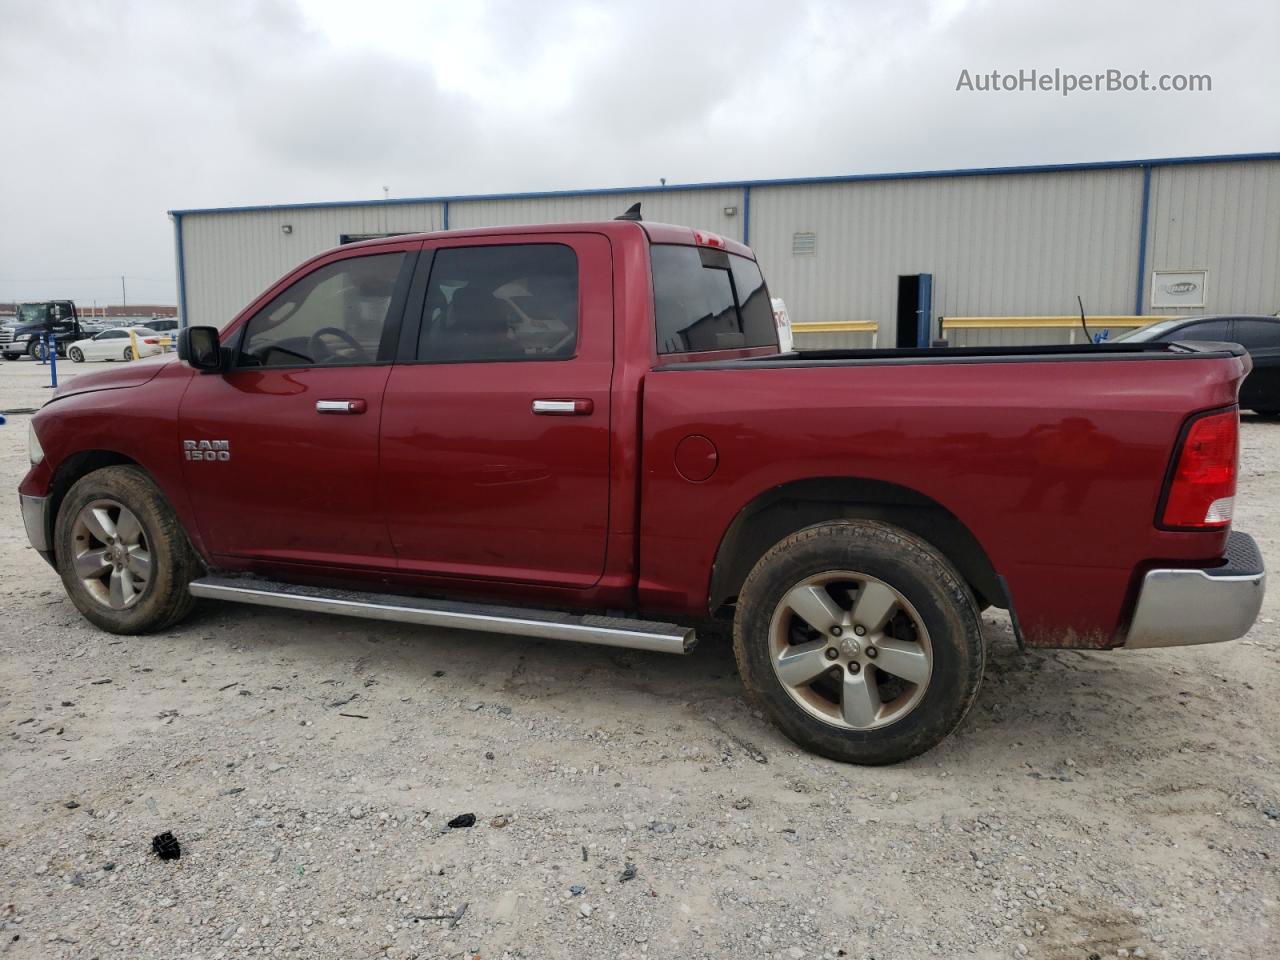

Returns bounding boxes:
[71,499,151,609]
[768,571,933,730]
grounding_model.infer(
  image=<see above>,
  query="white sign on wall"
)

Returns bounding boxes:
[1151,269,1207,309]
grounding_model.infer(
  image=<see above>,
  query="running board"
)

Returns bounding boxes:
[188,575,696,655]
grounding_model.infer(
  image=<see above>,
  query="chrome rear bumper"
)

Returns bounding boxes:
[1125,531,1266,648]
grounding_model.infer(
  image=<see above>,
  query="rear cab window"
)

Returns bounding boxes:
[651,243,777,356]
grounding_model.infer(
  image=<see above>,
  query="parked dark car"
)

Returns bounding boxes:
[1112,315,1280,416]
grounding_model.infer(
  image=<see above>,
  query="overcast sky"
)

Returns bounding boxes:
[2,0,1277,308]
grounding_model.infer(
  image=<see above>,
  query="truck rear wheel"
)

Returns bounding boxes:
[733,520,984,765]
[54,466,200,635]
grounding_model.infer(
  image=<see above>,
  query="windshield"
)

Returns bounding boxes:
[1109,318,1186,342]
[16,303,51,324]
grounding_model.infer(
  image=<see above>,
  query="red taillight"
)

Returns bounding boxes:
[143,338,159,344]
[693,229,725,248]
[1160,409,1238,528]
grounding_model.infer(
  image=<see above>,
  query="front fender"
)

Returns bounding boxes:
[25,365,207,563]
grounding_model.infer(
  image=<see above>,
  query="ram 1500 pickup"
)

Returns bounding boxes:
[18,217,1266,763]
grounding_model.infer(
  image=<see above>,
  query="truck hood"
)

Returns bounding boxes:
[49,354,177,401]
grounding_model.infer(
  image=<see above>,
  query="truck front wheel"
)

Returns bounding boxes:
[54,466,200,635]
[734,520,985,765]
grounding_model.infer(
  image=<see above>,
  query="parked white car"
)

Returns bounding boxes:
[66,327,163,363]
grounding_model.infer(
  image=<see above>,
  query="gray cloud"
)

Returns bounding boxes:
[0,0,1275,306]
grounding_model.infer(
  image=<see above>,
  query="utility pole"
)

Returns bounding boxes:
[121,275,127,309]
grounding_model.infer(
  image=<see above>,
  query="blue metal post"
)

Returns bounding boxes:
[38,334,48,365]
[1134,163,1152,315]
[48,336,58,388]
[173,212,188,328]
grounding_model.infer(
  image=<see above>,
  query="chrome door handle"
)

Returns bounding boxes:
[316,399,367,414]
[532,399,593,416]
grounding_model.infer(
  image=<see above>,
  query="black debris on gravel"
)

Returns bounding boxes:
[151,831,181,861]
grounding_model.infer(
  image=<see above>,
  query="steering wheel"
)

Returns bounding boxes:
[308,327,367,364]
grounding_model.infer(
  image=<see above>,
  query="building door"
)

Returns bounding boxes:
[895,274,933,348]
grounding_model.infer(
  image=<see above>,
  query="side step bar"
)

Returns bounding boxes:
[188,575,696,655]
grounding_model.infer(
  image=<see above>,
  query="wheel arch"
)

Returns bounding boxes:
[46,450,145,562]
[708,476,1006,618]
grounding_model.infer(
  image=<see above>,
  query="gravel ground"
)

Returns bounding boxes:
[1,377,1277,959]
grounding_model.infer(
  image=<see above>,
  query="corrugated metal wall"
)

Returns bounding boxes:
[1143,160,1280,316]
[749,169,1142,331]
[944,326,1096,348]
[449,188,743,237]
[176,157,1280,335]
[181,202,443,326]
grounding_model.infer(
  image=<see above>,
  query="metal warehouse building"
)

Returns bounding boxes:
[171,151,1280,348]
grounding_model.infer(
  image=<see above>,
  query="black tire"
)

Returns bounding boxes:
[733,520,984,765]
[122,346,134,361]
[69,347,84,363]
[54,466,201,634]
[28,339,45,360]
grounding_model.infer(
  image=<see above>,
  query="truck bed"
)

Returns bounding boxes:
[663,339,1248,369]
[639,339,1252,647]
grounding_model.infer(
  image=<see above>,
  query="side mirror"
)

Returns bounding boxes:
[177,326,223,371]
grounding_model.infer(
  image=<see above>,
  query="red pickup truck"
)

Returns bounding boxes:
[18,216,1266,764]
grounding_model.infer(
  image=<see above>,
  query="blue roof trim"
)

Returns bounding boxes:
[168,151,1280,218]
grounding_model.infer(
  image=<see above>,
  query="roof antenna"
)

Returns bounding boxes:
[1078,294,1092,343]
[615,202,643,221]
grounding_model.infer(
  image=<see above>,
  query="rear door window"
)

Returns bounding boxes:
[651,244,777,354]
[416,244,579,362]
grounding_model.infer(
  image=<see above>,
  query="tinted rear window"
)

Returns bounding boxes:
[1232,319,1280,350]
[1176,319,1231,340]
[729,255,776,349]
[651,244,776,354]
